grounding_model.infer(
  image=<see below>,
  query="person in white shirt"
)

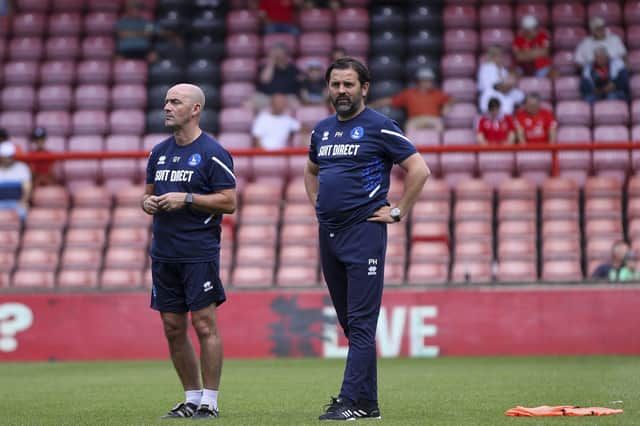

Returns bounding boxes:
[574,16,627,70]
[0,141,32,220]
[251,93,301,150]
[477,45,510,93]
[479,73,525,115]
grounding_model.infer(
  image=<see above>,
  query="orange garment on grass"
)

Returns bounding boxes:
[391,88,451,118]
[505,405,623,417]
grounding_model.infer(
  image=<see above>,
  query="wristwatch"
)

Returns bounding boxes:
[390,207,401,222]
[184,193,193,205]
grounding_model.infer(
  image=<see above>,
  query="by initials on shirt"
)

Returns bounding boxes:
[317,143,361,157]
[154,169,195,182]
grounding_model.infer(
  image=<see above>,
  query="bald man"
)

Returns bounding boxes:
[142,83,237,419]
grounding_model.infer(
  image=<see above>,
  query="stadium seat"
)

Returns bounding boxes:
[111,84,147,109]
[456,178,492,200]
[14,12,47,36]
[442,78,477,102]
[65,228,106,249]
[498,199,536,221]
[112,59,147,84]
[455,221,492,242]
[45,36,79,60]
[335,7,368,32]
[241,204,280,225]
[231,266,273,288]
[71,185,112,208]
[281,203,316,224]
[554,76,581,101]
[0,211,21,231]
[542,198,579,220]
[276,265,318,287]
[100,269,144,289]
[9,36,43,61]
[451,261,492,283]
[299,7,333,32]
[584,218,622,238]
[498,177,536,200]
[480,28,514,50]
[588,1,621,25]
[68,207,110,229]
[31,185,70,208]
[335,31,369,57]
[497,260,537,282]
[25,208,68,230]
[444,29,478,54]
[74,84,110,109]
[593,126,630,182]
[237,224,277,246]
[72,110,108,135]
[235,245,277,267]
[497,239,536,261]
[226,9,260,33]
[220,82,255,108]
[0,230,20,252]
[112,207,153,228]
[77,59,111,84]
[109,109,146,135]
[593,101,629,126]
[553,50,578,76]
[542,219,580,239]
[411,200,450,223]
[584,176,622,199]
[0,251,15,273]
[406,262,448,285]
[57,269,99,289]
[12,270,55,288]
[21,229,62,250]
[383,263,405,286]
[218,107,254,133]
[81,36,114,60]
[406,30,442,57]
[542,236,581,261]
[280,244,318,266]
[17,248,59,271]
[441,129,477,186]
[441,53,476,78]
[104,247,147,270]
[37,85,73,110]
[84,11,117,35]
[0,111,33,137]
[299,32,333,57]
[443,5,476,29]
[48,12,83,36]
[556,126,592,185]
[411,221,449,243]
[498,220,536,241]
[281,223,317,243]
[443,103,477,129]
[542,260,583,281]
[626,1,640,26]
[552,2,585,26]
[4,60,38,85]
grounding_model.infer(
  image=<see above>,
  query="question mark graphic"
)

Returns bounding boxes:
[0,303,34,352]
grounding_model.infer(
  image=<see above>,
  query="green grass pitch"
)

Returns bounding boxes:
[0,356,637,425]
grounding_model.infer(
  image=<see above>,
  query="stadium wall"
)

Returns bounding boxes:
[1,287,639,361]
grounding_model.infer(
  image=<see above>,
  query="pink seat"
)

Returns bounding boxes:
[454,199,492,222]
[499,177,536,200]
[241,204,280,225]
[82,36,115,60]
[410,241,449,264]
[497,260,537,282]
[221,57,257,82]
[72,185,112,208]
[282,203,316,223]
[109,109,145,135]
[443,5,476,29]
[296,105,329,129]
[479,3,513,28]
[9,36,43,61]
[74,84,109,109]
[62,247,103,270]
[218,107,254,133]
[2,86,36,111]
[441,53,476,78]
[557,126,592,184]
[280,243,318,265]
[518,77,552,101]
[335,31,369,56]
[235,244,277,267]
[592,125,630,181]
[586,237,618,262]
[553,27,587,50]
[515,4,549,26]
[555,101,591,126]
[542,198,579,221]
[104,247,147,270]
[441,129,476,184]
[84,11,117,35]
[0,230,21,252]
[443,102,477,129]
[220,82,255,108]
[442,78,476,102]
[65,228,106,249]
[542,237,581,261]
[451,261,492,283]
[21,229,63,250]
[262,33,297,55]
[411,200,450,222]
[276,265,318,287]
[444,29,478,54]
[588,1,622,26]
[35,110,71,136]
[480,28,514,50]
[113,59,147,84]
[584,218,622,238]
[553,50,578,76]
[335,7,368,32]
[542,176,579,200]
[217,132,252,150]
[554,76,581,101]
[101,269,144,289]
[77,59,111,84]
[552,2,586,27]
[55,0,89,12]
[625,1,640,26]
[72,110,108,135]
[48,12,83,36]
[498,199,536,221]
[0,251,15,272]
[231,265,274,288]
[299,32,333,57]
[4,60,38,85]
[593,100,629,126]
[68,207,110,228]
[226,9,260,34]
[498,238,536,261]
[12,270,55,288]
[57,269,99,289]
[112,207,152,228]
[0,111,33,137]
[12,12,47,36]
[18,248,59,271]
[111,84,147,109]
[585,175,622,199]
[38,85,73,110]
[498,220,535,241]
[31,185,70,209]
[626,26,640,50]
[542,260,583,281]
[225,33,261,58]
[237,224,277,245]
[406,262,448,285]
[455,220,492,242]
[39,60,75,85]
[45,36,79,60]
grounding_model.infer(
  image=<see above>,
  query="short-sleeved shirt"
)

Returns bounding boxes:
[146,132,236,263]
[309,107,417,231]
[391,88,451,118]
[251,111,301,150]
[515,108,557,143]
[476,114,516,145]
[258,63,301,95]
[513,29,551,73]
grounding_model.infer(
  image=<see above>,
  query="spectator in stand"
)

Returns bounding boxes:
[370,68,453,132]
[0,0,12,16]
[515,93,557,144]
[580,46,630,103]
[28,127,57,187]
[477,45,510,94]
[0,141,32,220]
[115,0,155,61]
[0,127,8,143]
[476,98,516,145]
[512,15,552,78]
[592,240,632,280]
[575,16,627,70]
[479,73,525,115]
[252,43,303,110]
[251,0,301,35]
[299,59,327,105]
[251,93,301,150]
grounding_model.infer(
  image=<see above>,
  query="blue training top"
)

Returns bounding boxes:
[146,132,236,263]
[309,107,417,231]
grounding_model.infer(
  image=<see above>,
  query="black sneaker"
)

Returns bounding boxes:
[161,402,198,419]
[318,397,357,421]
[353,402,382,420]
[192,404,219,420]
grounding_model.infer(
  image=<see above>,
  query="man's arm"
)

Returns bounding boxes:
[368,153,430,223]
[156,188,236,215]
[477,131,488,145]
[141,183,159,215]
[304,159,319,207]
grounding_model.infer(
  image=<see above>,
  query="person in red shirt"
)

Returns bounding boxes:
[370,67,453,132]
[512,15,552,77]
[476,98,516,145]
[28,127,57,186]
[252,0,301,35]
[515,93,557,144]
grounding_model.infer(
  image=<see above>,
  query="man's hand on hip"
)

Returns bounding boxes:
[367,205,396,223]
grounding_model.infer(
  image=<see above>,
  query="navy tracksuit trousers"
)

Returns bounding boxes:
[319,220,387,403]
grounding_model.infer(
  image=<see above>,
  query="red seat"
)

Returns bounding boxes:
[2,86,36,111]
[39,60,75,85]
[84,11,117,35]
[552,2,586,26]
[480,28,514,50]
[280,223,317,242]
[335,7,369,32]
[231,266,273,288]
[77,59,111,84]
[112,59,147,84]
[299,32,333,57]
[515,4,549,26]
[410,241,449,264]
[443,5,476,29]
[479,3,512,27]
[498,199,536,221]
[586,237,618,262]
[276,265,318,287]
[454,240,492,262]
[497,260,537,282]
[71,185,112,208]
[57,269,99,289]
[220,82,255,108]
[21,229,63,250]
[31,185,70,208]
[280,244,318,266]
[557,126,592,185]
[100,269,144,289]
[282,203,316,223]
[296,105,329,129]
[626,1,640,26]
[237,224,277,245]
[542,198,579,220]
[593,125,630,182]
[555,101,591,126]
[25,208,68,230]
[457,178,493,200]
[498,177,536,200]
[45,36,79,60]
[242,179,284,204]
[542,219,579,239]
[441,129,476,185]
[454,199,492,222]
[0,111,33,137]
[17,248,59,271]
[0,230,20,252]
[384,263,406,285]
[226,9,260,33]
[553,27,587,51]
[299,8,333,32]
[241,204,280,225]
[0,251,15,273]
[542,236,581,261]
[104,247,147,270]
[68,207,110,228]
[542,260,583,281]
[114,184,146,207]
[12,270,55,288]
[82,36,115,60]
[407,262,448,285]
[451,261,492,283]
[498,220,536,241]
[74,84,109,109]
[455,220,492,242]
[585,176,622,199]
[542,176,579,200]
[518,77,552,101]
[497,239,535,261]
[411,221,449,242]
[48,12,82,36]
[112,207,153,228]
[235,245,276,267]
[411,200,449,222]
[225,33,260,58]
[65,228,106,249]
